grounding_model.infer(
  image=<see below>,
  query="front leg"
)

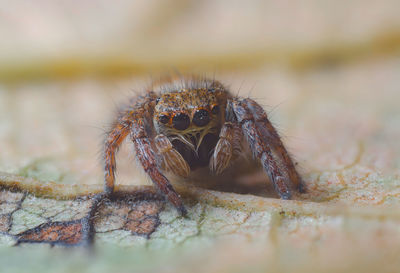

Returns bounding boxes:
[244,98,305,192]
[103,116,131,194]
[131,119,187,216]
[230,98,303,199]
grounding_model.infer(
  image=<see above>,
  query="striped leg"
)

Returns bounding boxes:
[230,98,304,199]
[243,98,305,192]
[103,118,131,194]
[131,119,187,216]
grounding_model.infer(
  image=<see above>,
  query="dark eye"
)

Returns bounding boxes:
[193,109,210,127]
[159,114,169,124]
[211,105,220,115]
[173,113,190,130]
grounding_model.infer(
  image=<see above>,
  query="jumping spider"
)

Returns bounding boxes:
[103,75,304,216]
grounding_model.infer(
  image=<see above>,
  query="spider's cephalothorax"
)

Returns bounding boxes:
[153,82,227,171]
[103,75,304,216]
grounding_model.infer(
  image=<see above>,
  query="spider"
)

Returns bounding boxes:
[103,75,304,216]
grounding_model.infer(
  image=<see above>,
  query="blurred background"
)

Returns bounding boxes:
[1,0,400,81]
[1,0,400,183]
[1,1,400,272]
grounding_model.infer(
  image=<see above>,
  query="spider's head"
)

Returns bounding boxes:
[153,78,228,152]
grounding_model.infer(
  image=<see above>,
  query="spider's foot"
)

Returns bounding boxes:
[274,177,292,200]
[177,204,188,217]
[298,181,307,194]
[104,185,114,196]
[279,191,292,200]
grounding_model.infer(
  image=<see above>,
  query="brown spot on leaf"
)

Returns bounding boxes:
[127,201,160,220]
[124,201,160,235]
[127,208,144,219]
[94,198,162,236]
[125,217,158,235]
[17,221,83,245]
[0,214,10,232]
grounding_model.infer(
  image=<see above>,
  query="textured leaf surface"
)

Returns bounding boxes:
[1,63,400,272]
[1,1,400,272]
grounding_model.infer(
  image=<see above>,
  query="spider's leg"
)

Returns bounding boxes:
[243,98,305,192]
[103,117,131,194]
[230,98,300,199]
[131,118,187,216]
[210,122,237,174]
[155,134,190,177]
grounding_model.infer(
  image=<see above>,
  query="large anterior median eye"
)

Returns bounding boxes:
[173,113,190,130]
[193,109,210,127]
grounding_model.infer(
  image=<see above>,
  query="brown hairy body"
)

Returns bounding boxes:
[103,75,304,216]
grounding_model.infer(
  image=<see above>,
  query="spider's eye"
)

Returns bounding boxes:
[173,113,190,130]
[193,109,210,127]
[159,114,170,124]
[211,105,220,115]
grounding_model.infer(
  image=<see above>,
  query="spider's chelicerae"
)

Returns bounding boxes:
[103,75,304,215]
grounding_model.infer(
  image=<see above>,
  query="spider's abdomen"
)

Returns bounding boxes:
[172,133,219,170]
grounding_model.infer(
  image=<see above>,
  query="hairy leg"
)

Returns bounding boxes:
[104,93,186,215]
[155,134,190,177]
[103,92,156,194]
[243,98,305,192]
[131,118,187,216]
[230,98,302,199]
[103,117,131,194]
